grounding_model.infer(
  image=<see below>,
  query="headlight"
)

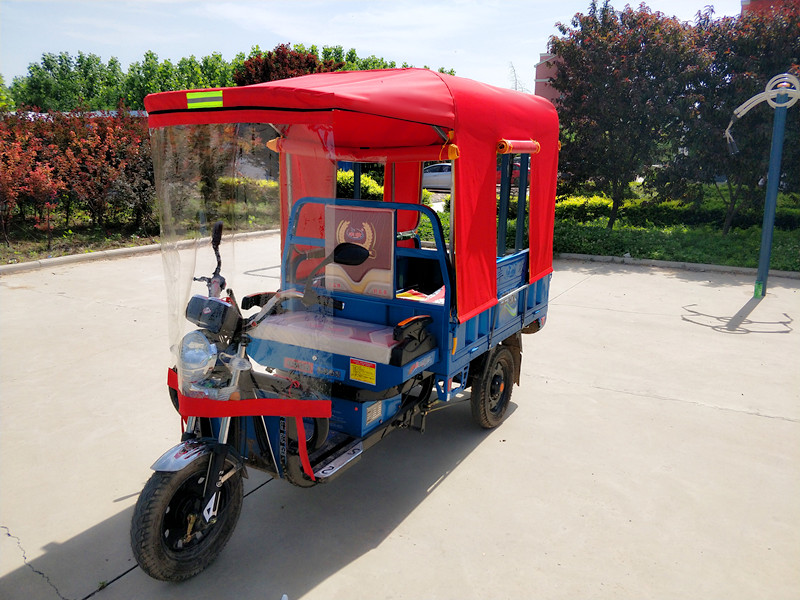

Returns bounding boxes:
[178,330,218,384]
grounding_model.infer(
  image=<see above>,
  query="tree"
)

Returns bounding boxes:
[232,43,343,86]
[0,122,33,243]
[508,62,531,93]
[0,75,15,112]
[549,1,703,229]
[647,6,800,234]
[123,51,172,109]
[299,43,454,74]
[10,51,125,111]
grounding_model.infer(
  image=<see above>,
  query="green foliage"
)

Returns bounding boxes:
[554,220,800,271]
[10,51,125,111]
[297,44,454,74]
[417,210,450,243]
[217,176,280,228]
[645,6,800,234]
[556,190,800,230]
[10,45,455,112]
[319,45,396,71]
[549,2,800,233]
[552,186,800,270]
[550,1,699,229]
[336,170,385,200]
[334,168,437,205]
[0,75,15,112]
[123,51,237,109]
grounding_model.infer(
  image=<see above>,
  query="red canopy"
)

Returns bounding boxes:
[145,69,559,322]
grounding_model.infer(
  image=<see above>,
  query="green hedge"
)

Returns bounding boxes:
[336,170,385,200]
[554,220,800,271]
[555,195,800,230]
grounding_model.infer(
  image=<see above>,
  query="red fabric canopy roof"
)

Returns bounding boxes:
[145,69,559,321]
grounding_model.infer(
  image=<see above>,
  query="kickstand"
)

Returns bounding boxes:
[417,409,428,434]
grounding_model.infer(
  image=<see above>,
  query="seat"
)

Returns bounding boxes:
[249,312,399,365]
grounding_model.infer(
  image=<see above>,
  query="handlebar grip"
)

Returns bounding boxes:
[242,291,276,311]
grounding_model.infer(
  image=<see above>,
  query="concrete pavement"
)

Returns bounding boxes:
[1,235,798,600]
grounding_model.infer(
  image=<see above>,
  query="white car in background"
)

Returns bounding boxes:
[421,162,452,190]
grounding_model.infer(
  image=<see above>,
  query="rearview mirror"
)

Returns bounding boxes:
[211,221,223,249]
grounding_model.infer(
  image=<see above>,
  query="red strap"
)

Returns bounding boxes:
[293,417,315,480]
[167,369,328,480]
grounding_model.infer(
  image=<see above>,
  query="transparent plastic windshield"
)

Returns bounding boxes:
[151,121,338,400]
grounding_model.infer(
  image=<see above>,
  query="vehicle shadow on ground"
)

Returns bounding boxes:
[0,401,496,600]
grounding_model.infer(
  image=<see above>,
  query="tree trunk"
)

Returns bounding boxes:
[721,180,739,236]
[607,180,623,230]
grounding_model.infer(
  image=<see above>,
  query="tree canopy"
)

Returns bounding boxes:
[651,6,800,233]
[7,44,454,111]
[232,44,343,86]
[549,1,800,231]
[550,0,704,229]
[0,75,14,112]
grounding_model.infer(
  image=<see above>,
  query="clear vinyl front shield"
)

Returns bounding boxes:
[151,122,337,399]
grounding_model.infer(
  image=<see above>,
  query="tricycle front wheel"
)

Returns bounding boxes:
[470,345,514,428]
[130,456,243,581]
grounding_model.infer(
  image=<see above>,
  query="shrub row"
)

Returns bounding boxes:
[556,195,800,230]
[335,170,385,200]
[0,110,154,241]
[553,220,800,271]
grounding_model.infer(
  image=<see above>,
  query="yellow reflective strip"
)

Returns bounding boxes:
[186,91,223,109]
[188,101,223,109]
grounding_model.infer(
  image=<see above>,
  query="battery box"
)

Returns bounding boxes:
[330,394,403,438]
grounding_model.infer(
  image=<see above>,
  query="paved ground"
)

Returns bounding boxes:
[1,235,798,600]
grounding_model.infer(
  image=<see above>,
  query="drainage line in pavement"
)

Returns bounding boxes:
[81,566,138,600]
[245,477,274,498]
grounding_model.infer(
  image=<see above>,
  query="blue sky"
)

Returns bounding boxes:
[1,0,743,90]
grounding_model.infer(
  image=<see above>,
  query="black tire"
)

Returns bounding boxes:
[287,416,329,453]
[284,417,329,488]
[470,345,515,429]
[130,456,243,581]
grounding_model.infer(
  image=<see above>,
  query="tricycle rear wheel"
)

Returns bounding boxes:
[130,456,243,581]
[470,345,514,428]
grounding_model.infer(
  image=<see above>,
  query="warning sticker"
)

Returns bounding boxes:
[350,358,377,385]
[365,402,382,425]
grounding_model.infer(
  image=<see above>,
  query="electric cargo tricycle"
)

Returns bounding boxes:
[131,68,559,581]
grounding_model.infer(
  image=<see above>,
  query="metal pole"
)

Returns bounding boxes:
[353,162,362,200]
[754,89,789,298]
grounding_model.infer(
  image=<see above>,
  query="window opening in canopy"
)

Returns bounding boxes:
[496,138,539,257]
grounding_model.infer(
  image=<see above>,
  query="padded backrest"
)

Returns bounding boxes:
[324,205,395,299]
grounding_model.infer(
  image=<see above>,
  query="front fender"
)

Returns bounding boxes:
[151,439,248,478]
[151,439,212,472]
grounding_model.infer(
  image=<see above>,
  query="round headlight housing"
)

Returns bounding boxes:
[178,330,218,384]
